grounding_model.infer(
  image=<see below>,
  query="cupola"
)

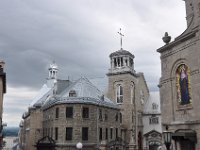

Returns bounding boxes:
[108,29,135,75]
[48,61,58,79]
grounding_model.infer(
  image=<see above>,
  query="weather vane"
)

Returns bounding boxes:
[118,28,124,49]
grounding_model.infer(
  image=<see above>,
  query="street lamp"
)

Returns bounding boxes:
[76,142,83,150]
[163,130,172,150]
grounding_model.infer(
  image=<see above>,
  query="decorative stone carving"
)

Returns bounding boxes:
[162,32,171,44]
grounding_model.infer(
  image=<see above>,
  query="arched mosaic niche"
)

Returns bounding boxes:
[176,64,192,106]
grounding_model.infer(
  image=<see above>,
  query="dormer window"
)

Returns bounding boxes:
[116,84,123,103]
[69,90,76,97]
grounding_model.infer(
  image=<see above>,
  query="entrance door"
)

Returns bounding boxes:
[149,144,159,150]
[180,139,195,150]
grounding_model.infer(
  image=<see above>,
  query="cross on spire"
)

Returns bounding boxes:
[118,28,124,49]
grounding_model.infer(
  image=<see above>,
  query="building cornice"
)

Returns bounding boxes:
[157,26,198,53]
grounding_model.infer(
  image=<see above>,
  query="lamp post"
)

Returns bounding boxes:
[163,130,172,150]
[76,142,83,150]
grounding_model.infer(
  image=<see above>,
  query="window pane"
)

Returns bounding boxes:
[106,128,108,140]
[82,107,89,118]
[99,109,102,120]
[99,128,102,141]
[55,127,58,140]
[66,127,73,140]
[55,107,59,118]
[66,107,73,118]
[116,85,123,103]
[82,127,88,141]
[110,128,113,139]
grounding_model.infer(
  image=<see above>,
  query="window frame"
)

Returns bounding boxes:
[55,127,58,140]
[66,106,73,118]
[116,84,123,104]
[82,127,89,141]
[82,107,89,119]
[66,127,73,141]
[55,107,59,119]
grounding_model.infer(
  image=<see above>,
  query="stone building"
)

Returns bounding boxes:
[107,48,149,149]
[19,39,155,149]
[19,62,121,150]
[157,0,200,149]
[142,92,162,150]
[0,61,6,148]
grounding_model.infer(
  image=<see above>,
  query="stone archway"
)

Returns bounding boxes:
[36,136,56,150]
[106,137,128,150]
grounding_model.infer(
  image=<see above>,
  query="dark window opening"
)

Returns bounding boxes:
[99,128,102,141]
[66,107,73,118]
[82,127,88,141]
[55,107,59,119]
[82,107,89,118]
[55,127,58,140]
[106,128,108,140]
[66,127,73,140]
[116,128,118,138]
[99,109,103,120]
[110,128,113,139]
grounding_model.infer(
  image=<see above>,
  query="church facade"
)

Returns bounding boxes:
[157,0,200,149]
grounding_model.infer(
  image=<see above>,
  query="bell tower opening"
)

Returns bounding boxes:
[48,61,58,79]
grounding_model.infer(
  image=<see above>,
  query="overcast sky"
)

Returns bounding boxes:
[0,0,186,126]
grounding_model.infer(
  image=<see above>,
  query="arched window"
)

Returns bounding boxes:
[116,84,123,103]
[176,64,191,105]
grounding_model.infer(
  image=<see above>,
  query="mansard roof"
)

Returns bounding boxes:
[109,48,134,58]
[41,77,118,110]
[30,80,71,107]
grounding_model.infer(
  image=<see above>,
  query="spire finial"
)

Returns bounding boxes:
[118,28,124,49]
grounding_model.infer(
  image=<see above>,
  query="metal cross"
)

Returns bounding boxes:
[118,28,124,49]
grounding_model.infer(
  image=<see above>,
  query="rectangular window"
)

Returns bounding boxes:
[99,128,102,141]
[55,127,58,140]
[105,128,108,140]
[149,116,159,124]
[51,127,53,138]
[82,127,88,141]
[110,128,113,139]
[116,128,118,138]
[66,107,73,118]
[48,128,50,136]
[55,107,59,118]
[66,127,73,140]
[99,109,102,120]
[82,107,89,118]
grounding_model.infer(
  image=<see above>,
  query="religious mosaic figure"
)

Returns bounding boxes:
[176,64,191,105]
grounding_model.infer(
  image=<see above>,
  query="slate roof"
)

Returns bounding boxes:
[109,48,134,58]
[30,77,118,110]
[43,77,118,110]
